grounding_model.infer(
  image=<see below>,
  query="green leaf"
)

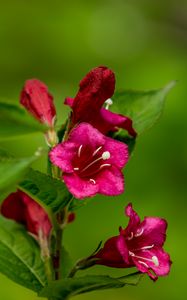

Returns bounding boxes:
[60,247,73,278]
[19,169,72,213]
[112,81,176,135]
[39,272,142,300]
[0,216,47,291]
[0,100,47,140]
[0,149,41,203]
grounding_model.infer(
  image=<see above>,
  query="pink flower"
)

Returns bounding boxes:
[1,190,52,240]
[65,66,136,137]
[20,79,56,127]
[49,123,129,199]
[94,203,171,281]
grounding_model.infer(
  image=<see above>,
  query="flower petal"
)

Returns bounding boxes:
[98,108,137,137]
[22,192,52,237]
[49,141,77,172]
[97,166,124,196]
[63,173,99,199]
[124,203,141,236]
[117,231,130,264]
[71,66,115,124]
[95,236,129,268]
[69,123,105,149]
[64,97,74,107]
[136,217,168,248]
[103,136,129,168]
[132,247,171,281]
[20,79,56,126]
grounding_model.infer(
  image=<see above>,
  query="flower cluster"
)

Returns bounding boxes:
[0,66,171,284]
[93,203,171,281]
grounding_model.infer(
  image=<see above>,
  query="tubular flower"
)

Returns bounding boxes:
[64,66,136,137]
[94,203,171,281]
[49,123,129,199]
[1,190,52,240]
[20,79,56,127]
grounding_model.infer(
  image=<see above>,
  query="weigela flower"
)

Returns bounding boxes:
[65,66,136,137]
[94,203,171,281]
[1,190,52,240]
[49,123,129,199]
[20,79,56,127]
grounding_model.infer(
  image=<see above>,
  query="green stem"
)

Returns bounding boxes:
[68,265,78,278]
[44,256,53,282]
[53,225,63,280]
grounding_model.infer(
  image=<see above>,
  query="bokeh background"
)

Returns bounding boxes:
[0,0,186,299]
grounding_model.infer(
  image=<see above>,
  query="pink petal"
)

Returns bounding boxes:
[64,97,74,107]
[68,123,105,149]
[124,203,141,236]
[103,136,129,168]
[137,217,168,248]
[63,173,99,199]
[99,108,137,137]
[117,232,130,264]
[20,79,56,126]
[95,236,129,268]
[49,141,77,172]
[22,192,52,237]
[132,247,171,280]
[97,166,124,196]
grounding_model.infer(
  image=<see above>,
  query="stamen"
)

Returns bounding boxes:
[89,178,96,184]
[102,151,110,160]
[152,256,159,267]
[132,244,154,252]
[99,163,111,169]
[81,157,103,172]
[92,146,102,156]
[127,232,134,240]
[138,261,149,268]
[74,167,79,171]
[78,145,83,157]
[81,151,111,173]
[134,228,144,237]
[105,98,113,110]
[129,251,159,266]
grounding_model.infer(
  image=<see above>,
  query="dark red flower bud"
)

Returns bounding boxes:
[20,79,56,127]
[1,190,52,239]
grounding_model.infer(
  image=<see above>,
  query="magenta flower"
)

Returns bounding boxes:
[20,79,56,127]
[65,66,136,137]
[1,190,52,240]
[49,123,129,199]
[94,203,171,281]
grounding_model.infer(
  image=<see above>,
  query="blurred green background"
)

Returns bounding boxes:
[0,0,186,299]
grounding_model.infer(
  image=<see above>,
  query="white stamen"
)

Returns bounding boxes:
[129,251,159,267]
[89,178,96,184]
[102,151,110,160]
[81,157,103,172]
[92,146,102,156]
[127,232,134,240]
[134,228,144,237]
[132,244,154,252]
[74,167,79,171]
[100,163,111,169]
[78,145,83,157]
[81,151,111,173]
[152,256,159,267]
[105,98,113,110]
[138,261,149,268]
